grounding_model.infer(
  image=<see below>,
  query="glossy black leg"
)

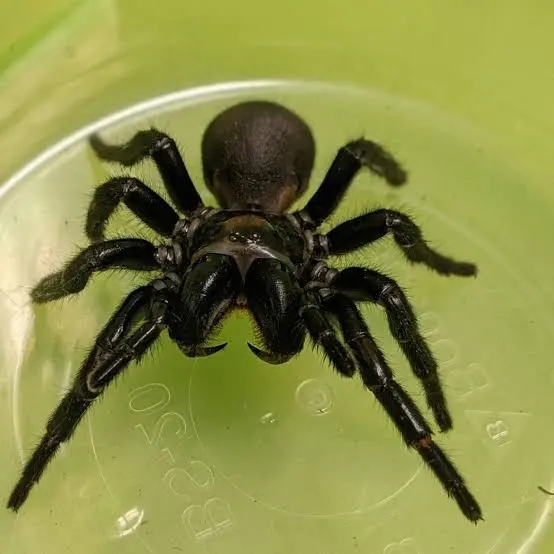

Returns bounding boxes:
[325,294,482,523]
[91,286,154,351]
[32,239,159,303]
[167,253,241,357]
[331,266,452,431]
[86,176,179,242]
[299,291,357,377]
[7,287,166,512]
[90,128,203,213]
[295,139,407,227]
[326,209,477,276]
[244,258,305,364]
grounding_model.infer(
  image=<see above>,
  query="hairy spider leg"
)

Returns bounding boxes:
[31,239,159,303]
[298,290,357,378]
[89,128,203,213]
[326,209,477,276]
[86,176,179,242]
[7,286,165,512]
[326,294,483,523]
[294,139,407,227]
[9,253,242,511]
[331,267,453,431]
[319,209,476,429]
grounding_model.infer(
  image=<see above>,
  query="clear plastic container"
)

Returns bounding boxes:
[1,2,553,553]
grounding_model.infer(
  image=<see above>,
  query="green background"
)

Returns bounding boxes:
[0,1,553,553]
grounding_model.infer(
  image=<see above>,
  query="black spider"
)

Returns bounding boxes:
[7,100,482,522]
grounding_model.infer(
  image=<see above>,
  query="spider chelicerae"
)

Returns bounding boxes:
[7,100,482,522]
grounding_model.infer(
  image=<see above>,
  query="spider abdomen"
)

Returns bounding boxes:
[201,101,316,212]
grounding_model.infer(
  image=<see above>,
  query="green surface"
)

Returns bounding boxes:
[0,2,553,553]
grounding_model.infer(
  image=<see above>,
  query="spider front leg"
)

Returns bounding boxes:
[331,266,453,431]
[298,290,357,377]
[325,294,483,523]
[294,139,407,227]
[7,284,167,511]
[325,209,477,276]
[32,239,159,303]
[86,176,180,242]
[89,128,203,213]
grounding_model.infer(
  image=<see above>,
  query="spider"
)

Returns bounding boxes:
[7,100,483,522]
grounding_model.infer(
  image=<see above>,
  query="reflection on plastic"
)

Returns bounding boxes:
[115,507,145,538]
[295,378,333,416]
[383,537,419,554]
[260,412,277,425]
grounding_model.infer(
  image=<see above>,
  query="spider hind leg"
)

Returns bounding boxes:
[89,128,203,214]
[294,138,407,227]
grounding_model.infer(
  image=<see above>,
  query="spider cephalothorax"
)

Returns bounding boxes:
[8,100,482,523]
